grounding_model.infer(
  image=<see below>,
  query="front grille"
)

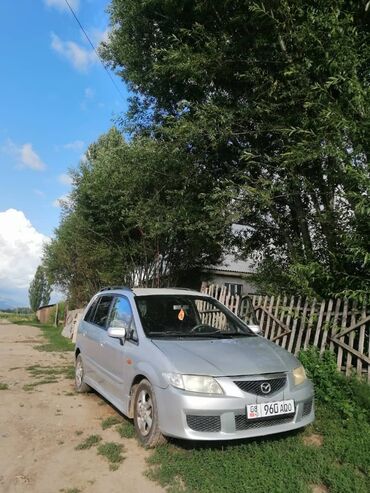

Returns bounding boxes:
[186,415,221,433]
[302,399,313,416]
[235,414,294,431]
[234,376,286,396]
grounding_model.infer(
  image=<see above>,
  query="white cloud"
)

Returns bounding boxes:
[84,87,95,99]
[44,0,80,12]
[2,139,46,171]
[53,194,71,208]
[90,27,109,45]
[0,209,49,292]
[21,143,46,170]
[58,173,73,186]
[51,32,97,72]
[33,189,45,197]
[64,140,85,151]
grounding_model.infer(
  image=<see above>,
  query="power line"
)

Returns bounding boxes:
[63,0,126,102]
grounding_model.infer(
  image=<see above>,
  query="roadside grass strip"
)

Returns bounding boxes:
[13,321,74,352]
[97,442,125,471]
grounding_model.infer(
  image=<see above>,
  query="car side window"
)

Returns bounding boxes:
[91,296,113,329]
[84,298,98,322]
[109,296,138,342]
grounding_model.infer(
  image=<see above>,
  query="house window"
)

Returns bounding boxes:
[224,283,243,297]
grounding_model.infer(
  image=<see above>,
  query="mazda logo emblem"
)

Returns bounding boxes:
[260,382,271,394]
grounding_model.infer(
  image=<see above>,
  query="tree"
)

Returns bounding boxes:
[28,265,51,312]
[101,0,370,300]
[44,128,230,305]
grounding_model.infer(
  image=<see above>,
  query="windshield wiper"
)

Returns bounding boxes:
[149,331,255,338]
[149,331,195,337]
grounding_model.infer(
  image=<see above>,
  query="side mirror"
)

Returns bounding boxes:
[248,324,261,335]
[107,326,126,340]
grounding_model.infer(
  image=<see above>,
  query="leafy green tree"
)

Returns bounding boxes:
[44,128,230,305]
[101,0,370,300]
[28,265,51,312]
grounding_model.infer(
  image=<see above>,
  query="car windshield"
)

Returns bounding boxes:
[135,295,256,338]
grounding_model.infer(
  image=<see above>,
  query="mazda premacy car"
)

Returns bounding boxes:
[75,287,314,446]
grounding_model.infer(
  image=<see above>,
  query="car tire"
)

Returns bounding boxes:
[133,379,166,447]
[75,353,91,393]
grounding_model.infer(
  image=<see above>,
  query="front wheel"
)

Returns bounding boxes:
[133,379,166,447]
[75,353,91,393]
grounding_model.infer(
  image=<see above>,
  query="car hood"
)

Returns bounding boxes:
[152,336,299,376]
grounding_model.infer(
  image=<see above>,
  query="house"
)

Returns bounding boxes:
[202,224,257,296]
[36,303,56,324]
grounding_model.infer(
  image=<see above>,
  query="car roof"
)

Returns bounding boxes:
[132,287,203,297]
[98,287,205,297]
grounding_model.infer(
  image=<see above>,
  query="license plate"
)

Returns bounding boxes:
[246,399,295,419]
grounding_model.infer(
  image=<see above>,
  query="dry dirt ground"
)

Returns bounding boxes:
[0,321,164,493]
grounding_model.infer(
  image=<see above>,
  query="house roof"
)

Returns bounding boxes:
[37,303,56,310]
[205,253,255,274]
[205,223,256,274]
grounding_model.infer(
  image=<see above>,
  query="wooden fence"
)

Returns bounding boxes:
[200,283,370,382]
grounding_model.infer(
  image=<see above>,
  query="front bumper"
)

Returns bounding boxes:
[155,375,314,441]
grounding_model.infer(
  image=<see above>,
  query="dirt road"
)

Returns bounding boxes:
[0,321,164,493]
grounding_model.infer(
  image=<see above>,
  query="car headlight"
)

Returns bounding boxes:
[163,373,223,394]
[293,366,306,386]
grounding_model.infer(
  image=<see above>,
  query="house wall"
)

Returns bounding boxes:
[205,271,257,294]
[36,305,55,324]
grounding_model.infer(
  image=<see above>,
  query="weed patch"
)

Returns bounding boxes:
[0,383,9,390]
[97,442,125,471]
[22,364,74,391]
[75,434,102,450]
[23,378,58,391]
[101,416,122,430]
[26,364,74,379]
[299,347,370,422]
[116,419,135,439]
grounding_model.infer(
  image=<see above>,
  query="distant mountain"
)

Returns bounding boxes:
[0,297,18,311]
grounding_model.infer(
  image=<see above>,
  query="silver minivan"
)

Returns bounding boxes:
[75,287,314,446]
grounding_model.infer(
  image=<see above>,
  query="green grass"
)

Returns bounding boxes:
[75,434,102,450]
[12,321,74,352]
[0,311,35,324]
[116,419,135,439]
[23,378,59,391]
[22,364,74,391]
[97,442,125,470]
[147,403,370,493]
[101,415,122,430]
[26,364,74,379]
[146,349,370,493]
[0,383,9,390]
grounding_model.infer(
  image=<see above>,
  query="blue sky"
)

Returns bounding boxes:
[0,0,129,305]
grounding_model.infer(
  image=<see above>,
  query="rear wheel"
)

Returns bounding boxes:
[75,353,91,393]
[133,379,166,447]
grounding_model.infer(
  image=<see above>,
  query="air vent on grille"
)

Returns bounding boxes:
[302,399,313,416]
[235,414,294,431]
[234,376,286,396]
[186,415,221,432]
